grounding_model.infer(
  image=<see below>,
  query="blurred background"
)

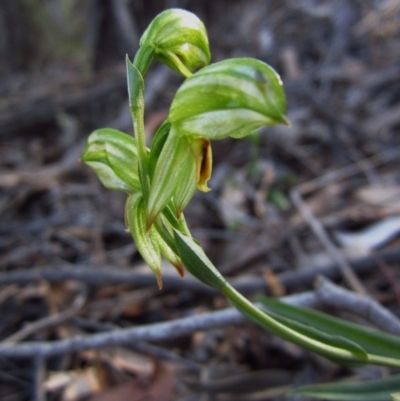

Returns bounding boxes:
[1,0,400,400]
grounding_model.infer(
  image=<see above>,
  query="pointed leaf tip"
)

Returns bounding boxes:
[175,263,185,278]
[156,272,163,290]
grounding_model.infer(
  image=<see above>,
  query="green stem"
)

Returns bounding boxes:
[368,354,400,369]
[128,47,155,204]
[219,282,362,363]
[132,100,150,203]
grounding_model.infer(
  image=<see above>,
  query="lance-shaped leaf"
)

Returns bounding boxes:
[126,195,163,289]
[82,128,141,193]
[147,127,196,228]
[173,231,367,367]
[174,230,227,290]
[168,58,289,140]
[290,374,400,400]
[259,296,400,368]
[135,8,211,77]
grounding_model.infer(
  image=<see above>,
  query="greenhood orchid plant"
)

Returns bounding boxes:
[83,9,400,385]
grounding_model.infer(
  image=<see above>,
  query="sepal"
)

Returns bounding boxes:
[169,58,289,139]
[126,194,163,289]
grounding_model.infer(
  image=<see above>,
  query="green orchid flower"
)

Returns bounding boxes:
[82,128,141,194]
[146,57,289,227]
[82,128,184,289]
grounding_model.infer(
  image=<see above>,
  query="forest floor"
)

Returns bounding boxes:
[1,1,400,400]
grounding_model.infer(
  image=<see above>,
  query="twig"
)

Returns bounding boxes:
[371,250,400,306]
[288,148,400,295]
[291,188,367,294]
[1,247,400,294]
[110,0,139,53]
[0,292,318,359]
[72,317,201,371]
[315,276,400,336]
[0,139,85,188]
[3,290,87,343]
[32,356,46,401]
[297,146,400,194]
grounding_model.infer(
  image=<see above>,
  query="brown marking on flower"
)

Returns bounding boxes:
[190,138,212,192]
[155,271,163,290]
[174,262,185,278]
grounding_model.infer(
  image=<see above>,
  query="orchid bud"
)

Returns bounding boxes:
[168,57,289,139]
[82,128,141,193]
[135,8,211,77]
[147,127,196,228]
[126,194,185,288]
[126,194,163,288]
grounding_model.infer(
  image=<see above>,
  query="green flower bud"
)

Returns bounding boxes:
[147,127,196,228]
[136,8,211,77]
[168,57,289,139]
[126,194,163,289]
[152,220,185,278]
[126,195,185,287]
[82,128,141,193]
[149,121,201,220]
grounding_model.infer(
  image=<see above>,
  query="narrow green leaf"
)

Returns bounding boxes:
[82,128,140,193]
[262,310,368,367]
[173,230,227,290]
[173,231,368,366]
[259,296,400,366]
[290,374,400,401]
[126,57,145,115]
[224,294,368,367]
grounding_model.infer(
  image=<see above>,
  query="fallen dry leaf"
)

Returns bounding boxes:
[87,361,174,401]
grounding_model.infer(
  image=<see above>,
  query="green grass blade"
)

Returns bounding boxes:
[259,296,400,365]
[290,374,400,401]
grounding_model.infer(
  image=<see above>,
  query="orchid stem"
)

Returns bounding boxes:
[219,281,361,362]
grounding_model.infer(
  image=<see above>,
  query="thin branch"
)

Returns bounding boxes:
[4,290,87,343]
[291,187,366,294]
[0,292,317,359]
[315,276,400,335]
[32,356,46,401]
[1,248,400,294]
[72,317,202,371]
